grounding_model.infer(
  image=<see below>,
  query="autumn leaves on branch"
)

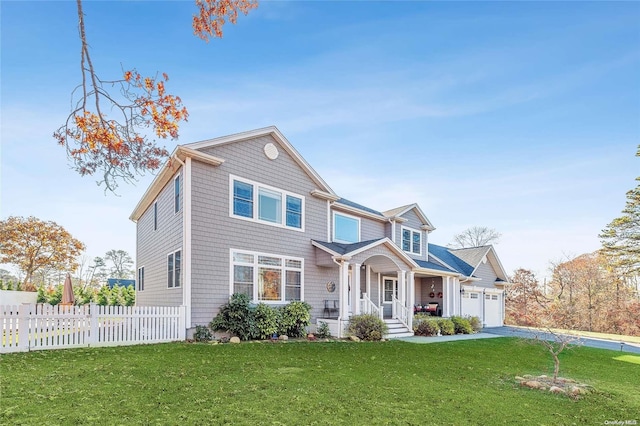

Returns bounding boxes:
[55,0,257,192]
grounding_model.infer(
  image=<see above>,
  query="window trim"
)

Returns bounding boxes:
[229,175,305,232]
[137,266,144,291]
[382,277,398,304]
[400,226,422,256]
[332,211,361,244]
[167,249,182,289]
[174,174,181,215]
[229,248,304,304]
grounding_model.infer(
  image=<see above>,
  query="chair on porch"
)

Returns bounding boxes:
[425,303,442,317]
[324,300,339,319]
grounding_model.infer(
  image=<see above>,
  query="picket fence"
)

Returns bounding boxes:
[0,303,185,353]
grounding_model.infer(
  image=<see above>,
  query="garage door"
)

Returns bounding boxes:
[484,293,502,327]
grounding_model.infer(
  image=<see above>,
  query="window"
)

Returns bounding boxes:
[231,249,303,303]
[258,188,282,223]
[470,292,479,299]
[286,196,302,228]
[230,176,304,230]
[174,175,180,214]
[401,227,422,255]
[485,294,491,300]
[137,267,144,291]
[333,213,360,243]
[167,249,181,288]
[153,201,158,231]
[492,294,498,301]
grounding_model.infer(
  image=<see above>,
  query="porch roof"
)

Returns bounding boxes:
[428,244,475,276]
[311,238,386,255]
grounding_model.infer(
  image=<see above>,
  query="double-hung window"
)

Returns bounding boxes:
[167,249,181,288]
[333,212,360,243]
[231,249,303,303]
[230,176,304,230]
[401,227,422,255]
[137,266,144,291]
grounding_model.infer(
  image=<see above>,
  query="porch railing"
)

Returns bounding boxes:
[392,297,410,329]
[360,293,383,319]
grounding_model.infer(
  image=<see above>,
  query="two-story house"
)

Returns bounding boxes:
[130,127,509,338]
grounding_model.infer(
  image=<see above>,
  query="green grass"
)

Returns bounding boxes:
[1,338,638,425]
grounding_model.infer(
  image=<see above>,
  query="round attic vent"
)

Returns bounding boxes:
[264,143,279,160]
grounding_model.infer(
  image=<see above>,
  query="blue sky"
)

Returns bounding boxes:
[1,1,639,280]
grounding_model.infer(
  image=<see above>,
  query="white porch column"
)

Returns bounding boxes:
[365,265,371,298]
[453,278,461,316]
[443,276,450,317]
[352,263,361,315]
[407,271,415,329]
[397,270,405,306]
[339,261,350,321]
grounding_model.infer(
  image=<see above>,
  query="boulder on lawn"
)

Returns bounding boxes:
[279,335,289,341]
[229,336,241,344]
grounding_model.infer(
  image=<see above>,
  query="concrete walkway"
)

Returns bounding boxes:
[397,326,640,354]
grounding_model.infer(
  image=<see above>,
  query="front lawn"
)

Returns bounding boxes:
[1,338,638,425]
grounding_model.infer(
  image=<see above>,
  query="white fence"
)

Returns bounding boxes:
[1,303,185,353]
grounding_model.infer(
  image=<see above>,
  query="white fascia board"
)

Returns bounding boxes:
[413,267,460,277]
[311,189,340,201]
[346,237,419,269]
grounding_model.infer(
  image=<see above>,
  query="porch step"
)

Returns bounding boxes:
[383,319,414,339]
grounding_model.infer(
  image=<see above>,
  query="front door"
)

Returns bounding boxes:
[382,277,397,319]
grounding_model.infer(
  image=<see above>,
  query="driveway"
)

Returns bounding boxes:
[483,326,640,354]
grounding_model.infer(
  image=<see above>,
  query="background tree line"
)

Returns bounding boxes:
[506,145,640,336]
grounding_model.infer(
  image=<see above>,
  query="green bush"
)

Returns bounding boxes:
[279,301,312,337]
[316,321,332,338]
[450,316,474,334]
[437,318,455,335]
[414,317,440,336]
[466,315,482,333]
[253,303,280,340]
[210,293,256,341]
[194,325,213,342]
[348,314,388,341]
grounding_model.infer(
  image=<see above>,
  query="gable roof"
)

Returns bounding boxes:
[185,126,336,196]
[312,237,418,269]
[428,244,475,276]
[450,245,509,282]
[335,198,386,218]
[414,258,459,274]
[383,203,435,230]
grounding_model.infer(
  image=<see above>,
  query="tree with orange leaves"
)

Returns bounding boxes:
[0,216,85,290]
[55,0,258,192]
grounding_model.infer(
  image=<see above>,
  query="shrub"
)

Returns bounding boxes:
[437,318,455,335]
[253,303,280,340]
[194,325,213,342]
[210,293,256,341]
[450,316,474,334]
[348,314,388,341]
[414,317,440,336]
[279,301,312,337]
[316,321,332,338]
[466,315,482,333]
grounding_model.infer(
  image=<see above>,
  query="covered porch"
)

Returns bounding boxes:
[312,238,418,338]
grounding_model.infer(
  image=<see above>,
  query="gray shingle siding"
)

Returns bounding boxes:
[136,168,184,307]
[189,135,336,325]
[472,261,499,289]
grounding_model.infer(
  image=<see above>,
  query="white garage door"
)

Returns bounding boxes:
[484,293,502,327]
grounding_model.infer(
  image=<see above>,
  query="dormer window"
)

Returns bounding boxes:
[401,226,422,255]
